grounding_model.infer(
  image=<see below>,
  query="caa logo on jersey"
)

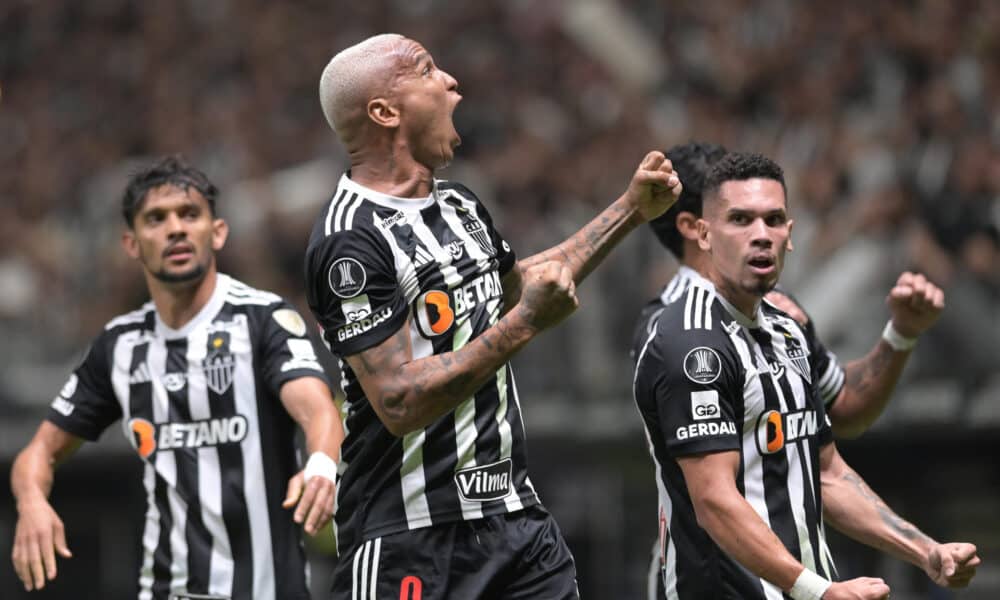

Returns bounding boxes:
[683,347,722,384]
[328,257,367,299]
[203,332,235,395]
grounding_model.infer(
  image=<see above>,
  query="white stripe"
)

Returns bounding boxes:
[410,218,463,288]
[359,541,372,600]
[324,190,342,235]
[351,542,364,600]
[344,193,363,231]
[137,463,158,600]
[399,431,433,530]
[368,537,382,599]
[230,314,275,600]
[702,287,714,330]
[495,364,524,512]
[452,318,484,520]
[333,192,356,234]
[186,328,235,597]
[507,368,538,501]
[682,287,694,330]
[106,304,154,330]
[692,286,705,330]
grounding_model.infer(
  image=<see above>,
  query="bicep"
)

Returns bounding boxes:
[677,450,740,499]
[343,318,414,409]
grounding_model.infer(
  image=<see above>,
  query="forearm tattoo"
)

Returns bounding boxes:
[841,470,933,546]
[844,341,895,399]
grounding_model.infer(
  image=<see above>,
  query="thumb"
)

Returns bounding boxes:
[939,549,957,577]
[283,472,304,509]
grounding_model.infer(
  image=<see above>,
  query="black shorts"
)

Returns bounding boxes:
[331,506,579,600]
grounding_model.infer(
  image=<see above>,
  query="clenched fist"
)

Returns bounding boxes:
[886,271,945,339]
[516,261,579,332]
[623,151,684,222]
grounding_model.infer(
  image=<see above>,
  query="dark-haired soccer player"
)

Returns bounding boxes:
[633,152,979,599]
[11,156,344,600]
[308,34,681,599]
[637,141,949,598]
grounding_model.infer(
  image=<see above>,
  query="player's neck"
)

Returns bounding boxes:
[349,148,434,199]
[707,272,761,321]
[682,248,712,280]
[147,268,219,330]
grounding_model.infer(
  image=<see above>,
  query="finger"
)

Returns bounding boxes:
[931,287,945,310]
[888,285,914,302]
[295,478,321,524]
[953,544,978,564]
[305,484,333,534]
[55,525,72,559]
[940,551,957,577]
[640,151,665,171]
[28,539,46,590]
[557,266,573,291]
[12,546,30,590]
[283,473,304,509]
[896,271,915,287]
[42,531,58,581]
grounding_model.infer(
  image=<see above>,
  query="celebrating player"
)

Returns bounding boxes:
[632,152,979,599]
[307,34,681,599]
[635,142,949,598]
[10,156,343,599]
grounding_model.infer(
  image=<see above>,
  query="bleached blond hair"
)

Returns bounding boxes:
[319,33,406,140]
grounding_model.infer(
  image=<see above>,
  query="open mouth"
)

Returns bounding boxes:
[748,255,776,274]
[164,243,194,262]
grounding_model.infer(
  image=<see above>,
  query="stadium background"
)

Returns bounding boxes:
[0,1,997,598]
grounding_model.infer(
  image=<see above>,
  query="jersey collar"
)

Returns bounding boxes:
[155,273,231,340]
[338,172,438,212]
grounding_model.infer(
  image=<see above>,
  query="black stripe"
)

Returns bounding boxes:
[206,307,254,598]
[163,338,213,594]
[745,328,803,564]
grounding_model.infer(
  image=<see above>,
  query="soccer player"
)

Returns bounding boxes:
[10,157,344,600]
[633,152,980,599]
[635,142,949,598]
[307,34,681,599]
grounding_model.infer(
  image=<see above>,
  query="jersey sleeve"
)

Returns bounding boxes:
[305,228,409,357]
[253,301,333,397]
[453,183,517,276]
[45,333,121,441]
[635,325,743,457]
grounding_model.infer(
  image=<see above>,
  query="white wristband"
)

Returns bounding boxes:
[882,320,917,352]
[303,451,338,484]
[788,568,832,600]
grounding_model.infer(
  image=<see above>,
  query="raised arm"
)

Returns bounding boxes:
[11,422,83,591]
[827,272,945,438]
[678,450,891,600]
[348,261,577,436]
[279,376,345,535]
[516,151,682,287]
[820,442,980,589]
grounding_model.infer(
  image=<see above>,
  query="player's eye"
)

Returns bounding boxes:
[766,214,787,226]
[422,64,432,76]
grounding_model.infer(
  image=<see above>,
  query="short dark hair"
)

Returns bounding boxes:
[703,152,786,203]
[122,156,218,227]
[648,141,728,259]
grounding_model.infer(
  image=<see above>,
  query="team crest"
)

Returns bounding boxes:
[273,308,307,337]
[784,336,811,383]
[203,331,235,394]
[462,219,495,257]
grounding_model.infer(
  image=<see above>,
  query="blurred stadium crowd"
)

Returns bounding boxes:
[1,0,997,424]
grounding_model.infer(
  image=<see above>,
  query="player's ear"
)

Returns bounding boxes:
[121,228,140,260]
[696,218,711,252]
[676,211,700,242]
[785,219,794,252]
[367,97,400,129]
[211,218,229,252]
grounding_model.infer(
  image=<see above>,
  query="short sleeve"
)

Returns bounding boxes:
[45,334,121,441]
[305,228,409,357]
[635,325,743,457]
[253,301,332,397]
[804,318,845,408]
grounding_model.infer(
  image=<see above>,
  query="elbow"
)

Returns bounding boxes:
[378,395,422,438]
[690,493,727,533]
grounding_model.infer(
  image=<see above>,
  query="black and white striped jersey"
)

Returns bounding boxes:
[46,274,329,600]
[304,174,538,558]
[633,279,837,599]
[630,266,845,406]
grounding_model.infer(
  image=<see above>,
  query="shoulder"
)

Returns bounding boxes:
[638,288,738,373]
[436,180,480,202]
[103,301,155,333]
[223,276,284,308]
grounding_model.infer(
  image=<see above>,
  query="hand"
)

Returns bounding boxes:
[282,470,336,536]
[821,577,890,599]
[12,498,72,591]
[885,272,944,338]
[925,542,980,588]
[515,261,579,332]
[765,290,809,326]
[623,151,683,222]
